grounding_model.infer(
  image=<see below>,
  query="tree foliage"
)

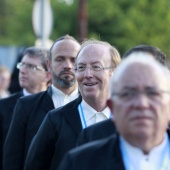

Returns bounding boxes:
[0,0,170,57]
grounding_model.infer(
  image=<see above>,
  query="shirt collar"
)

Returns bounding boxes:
[120,132,170,169]
[81,99,110,121]
[51,84,79,97]
[23,88,32,96]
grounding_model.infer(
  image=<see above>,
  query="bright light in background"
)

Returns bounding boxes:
[57,0,74,5]
[32,0,53,49]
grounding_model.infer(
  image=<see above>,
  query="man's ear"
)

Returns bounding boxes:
[109,69,114,77]
[107,99,114,112]
[107,99,115,120]
[46,59,51,72]
[44,71,52,87]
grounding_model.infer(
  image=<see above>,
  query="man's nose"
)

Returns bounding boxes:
[83,67,93,78]
[19,65,27,73]
[63,60,73,69]
[133,93,150,108]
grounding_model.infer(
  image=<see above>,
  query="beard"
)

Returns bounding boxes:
[52,70,76,88]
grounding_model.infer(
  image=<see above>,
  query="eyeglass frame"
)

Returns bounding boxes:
[74,65,113,72]
[16,62,45,72]
[111,88,170,101]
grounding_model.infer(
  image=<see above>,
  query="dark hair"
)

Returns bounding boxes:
[23,46,49,71]
[123,45,167,66]
[49,35,80,60]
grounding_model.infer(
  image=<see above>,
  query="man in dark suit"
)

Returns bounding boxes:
[76,45,168,146]
[58,48,170,170]
[77,118,116,146]
[3,35,81,170]
[0,46,50,170]
[24,40,121,170]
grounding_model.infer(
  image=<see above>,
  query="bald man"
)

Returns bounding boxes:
[77,45,168,146]
[59,51,170,170]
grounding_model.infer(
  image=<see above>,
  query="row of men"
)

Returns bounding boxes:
[0,34,169,170]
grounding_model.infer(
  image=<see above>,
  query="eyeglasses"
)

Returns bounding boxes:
[112,89,170,101]
[16,62,45,72]
[75,65,112,72]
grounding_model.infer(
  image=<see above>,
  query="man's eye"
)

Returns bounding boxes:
[92,65,102,71]
[56,58,63,62]
[71,58,75,63]
[119,91,135,98]
[147,91,160,96]
[27,64,34,69]
[77,66,85,70]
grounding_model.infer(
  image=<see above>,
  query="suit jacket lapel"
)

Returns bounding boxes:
[39,87,55,112]
[63,96,82,135]
[9,90,24,113]
[111,134,126,170]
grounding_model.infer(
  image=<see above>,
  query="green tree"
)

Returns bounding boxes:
[1,0,170,58]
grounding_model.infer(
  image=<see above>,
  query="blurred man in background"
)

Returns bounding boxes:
[0,46,50,170]
[0,65,11,99]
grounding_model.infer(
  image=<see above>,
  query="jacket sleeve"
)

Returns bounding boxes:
[24,112,55,170]
[3,99,28,170]
[58,153,73,170]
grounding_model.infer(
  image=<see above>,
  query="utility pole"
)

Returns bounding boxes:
[78,0,88,42]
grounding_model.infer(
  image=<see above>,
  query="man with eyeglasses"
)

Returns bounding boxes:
[0,46,50,170]
[3,35,81,170]
[77,45,168,147]
[58,51,170,170]
[24,39,121,170]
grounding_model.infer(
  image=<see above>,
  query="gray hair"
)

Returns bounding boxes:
[75,39,121,69]
[23,46,49,71]
[110,55,170,97]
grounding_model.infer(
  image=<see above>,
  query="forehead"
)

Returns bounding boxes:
[76,44,111,64]
[127,51,154,60]
[117,63,167,90]
[51,39,80,58]
[22,54,42,65]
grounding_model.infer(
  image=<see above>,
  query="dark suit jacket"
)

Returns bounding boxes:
[0,90,23,170]
[24,96,83,170]
[3,87,54,170]
[58,134,126,170]
[77,118,116,146]
[59,130,170,170]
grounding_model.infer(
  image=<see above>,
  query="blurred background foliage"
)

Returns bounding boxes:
[0,0,170,57]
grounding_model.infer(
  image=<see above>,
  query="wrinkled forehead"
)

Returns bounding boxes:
[112,61,169,91]
[76,44,110,64]
[51,39,80,56]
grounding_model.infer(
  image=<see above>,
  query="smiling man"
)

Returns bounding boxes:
[24,40,121,170]
[58,53,170,170]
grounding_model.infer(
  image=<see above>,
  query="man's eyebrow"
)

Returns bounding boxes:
[121,87,137,90]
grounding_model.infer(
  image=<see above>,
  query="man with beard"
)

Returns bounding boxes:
[3,35,81,170]
[24,39,121,170]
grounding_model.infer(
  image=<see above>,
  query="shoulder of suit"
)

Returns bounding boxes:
[0,91,22,104]
[19,90,48,103]
[70,134,117,156]
[47,97,81,120]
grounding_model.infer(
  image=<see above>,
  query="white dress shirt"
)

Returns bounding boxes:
[23,88,32,96]
[51,84,79,108]
[79,99,111,128]
[120,133,170,170]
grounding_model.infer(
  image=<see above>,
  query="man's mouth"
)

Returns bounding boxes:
[84,83,97,86]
